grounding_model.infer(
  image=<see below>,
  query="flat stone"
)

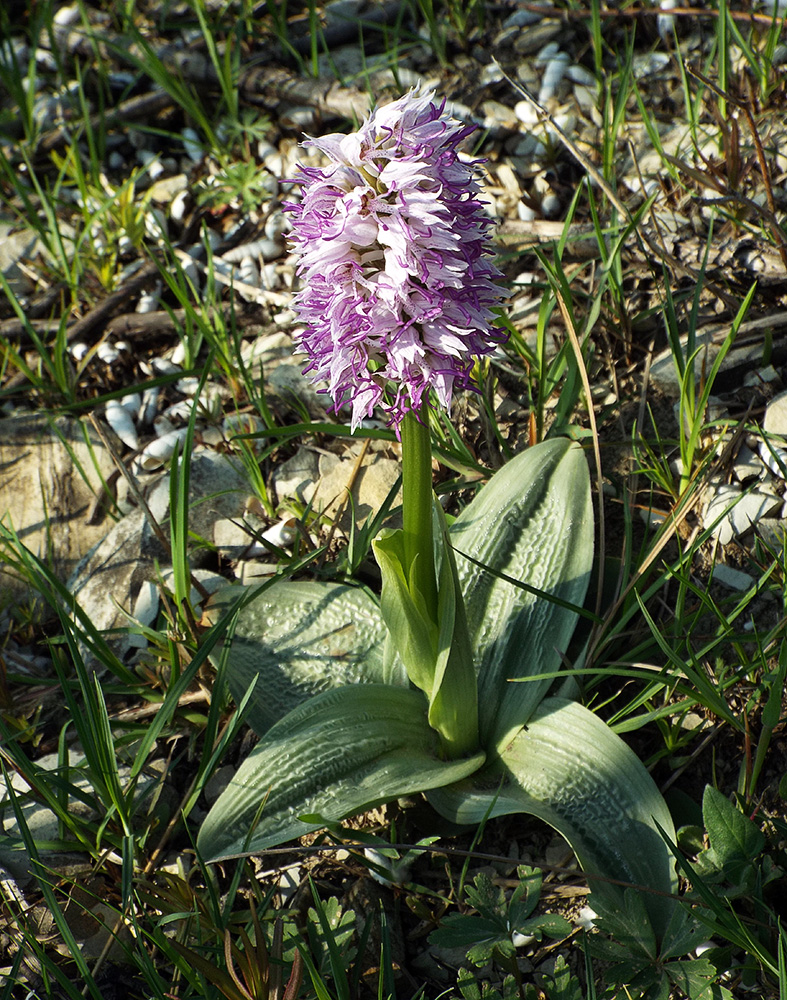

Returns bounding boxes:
[68,449,249,665]
[236,560,277,584]
[650,331,776,397]
[146,173,189,203]
[272,446,321,505]
[0,414,117,612]
[314,445,402,533]
[213,513,267,559]
[0,220,42,296]
[268,364,327,418]
[240,331,293,378]
[733,443,764,483]
[712,563,755,591]
[756,517,787,550]
[763,388,787,437]
[703,484,780,545]
[743,365,779,386]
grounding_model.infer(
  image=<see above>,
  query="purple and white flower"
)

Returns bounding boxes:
[287,88,506,431]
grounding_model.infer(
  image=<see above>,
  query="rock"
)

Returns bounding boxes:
[268,364,327,418]
[758,439,787,478]
[732,443,763,483]
[756,517,787,550]
[213,514,267,559]
[68,449,249,666]
[712,563,754,591]
[236,560,277,584]
[313,444,402,533]
[0,414,117,612]
[763,388,787,437]
[0,220,43,296]
[146,173,189,203]
[649,332,776,397]
[0,750,95,884]
[203,765,234,807]
[743,365,779,386]
[272,446,321,505]
[702,484,780,545]
[240,330,293,379]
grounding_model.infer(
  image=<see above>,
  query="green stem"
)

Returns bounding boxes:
[401,406,438,623]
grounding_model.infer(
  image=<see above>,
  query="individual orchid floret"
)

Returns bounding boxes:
[286,87,506,432]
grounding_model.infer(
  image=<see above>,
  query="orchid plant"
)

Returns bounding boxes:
[199,90,677,937]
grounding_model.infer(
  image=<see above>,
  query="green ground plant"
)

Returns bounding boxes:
[1,0,787,997]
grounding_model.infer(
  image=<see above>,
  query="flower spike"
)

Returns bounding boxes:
[287,87,506,432]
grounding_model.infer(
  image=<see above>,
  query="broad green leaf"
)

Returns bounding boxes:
[205,581,406,735]
[428,501,479,756]
[702,785,765,875]
[374,529,439,696]
[375,512,479,757]
[449,439,594,749]
[427,696,677,938]
[198,684,485,861]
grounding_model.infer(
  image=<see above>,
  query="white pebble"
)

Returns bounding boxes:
[34,48,58,72]
[169,342,187,367]
[222,238,282,263]
[71,342,88,362]
[256,138,277,160]
[238,256,260,288]
[137,149,165,180]
[120,392,142,418]
[539,54,571,103]
[137,427,189,470]
[140,386,159,426]
[514,101,539,126]
[260,263,279,290]
[176,377,200,396]
[181,127,203,163]
[179,256,200,290]
[170,189,189,222]
[153,415,175,436]
[566,64,596,86]
[162,399,196,423]
[541,192,561,218]
[105,399,140,450]
[144,206,168,241]
[53,3,80,26]
[151,356,182,376]
[535,41,561,64]
[136,286,161,314]
[96,342,119,364]
[127,581,159,649]
[246,518,297,556]
[658,0,678,40]
[264,211,287,241]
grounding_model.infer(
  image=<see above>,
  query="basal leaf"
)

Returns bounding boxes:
[427,696,677,939]
[198,684,485,861]
[205,581,406,735]
[449,439,594,749]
